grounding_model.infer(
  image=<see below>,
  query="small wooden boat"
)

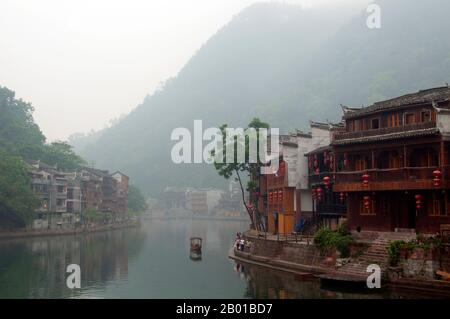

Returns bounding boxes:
[190,237,202,261]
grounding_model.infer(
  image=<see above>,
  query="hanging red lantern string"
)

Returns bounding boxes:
[316,187,323,201]
[362,173,370,187]
[363,195,370,210]
[323,176,331,189]
[433,170,442,187]
[329,154,334,170]
[415,194,423,210]
[278,189,283,202]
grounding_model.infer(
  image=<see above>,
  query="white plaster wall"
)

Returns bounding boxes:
[282,143,298,188]
[296,136,313,190]
[311,127,331,149]
[300,189,312,212]
[436,111,450,134]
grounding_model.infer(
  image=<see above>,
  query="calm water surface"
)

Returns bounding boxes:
[0,219,445,299]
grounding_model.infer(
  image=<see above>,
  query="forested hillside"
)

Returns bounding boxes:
[71,0,450,196]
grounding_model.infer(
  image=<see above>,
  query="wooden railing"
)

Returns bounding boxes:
[334,166,450,185]
[334,121,436,141]
[316,203,346,217]
[309,171,333,186]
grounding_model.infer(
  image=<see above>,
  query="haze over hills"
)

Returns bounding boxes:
[70,0,450,196]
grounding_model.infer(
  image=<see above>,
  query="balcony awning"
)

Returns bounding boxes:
[332,127,439,146]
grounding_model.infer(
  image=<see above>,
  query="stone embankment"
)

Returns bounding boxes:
[0,219,140,240]
[230,230,450,292]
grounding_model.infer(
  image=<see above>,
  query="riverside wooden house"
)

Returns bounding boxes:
[332,86,450,233]
[306,122,347,228]
[256,135,297,234]
[255,123,332,234]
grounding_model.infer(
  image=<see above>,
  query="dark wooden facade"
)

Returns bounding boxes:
[256,160,296,234]
[307,146,346,228]
[332,87,450,233]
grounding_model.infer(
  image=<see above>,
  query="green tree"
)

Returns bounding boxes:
[41,141,87,171]
[0,86,45,159]
[0,151,39,228]
[211,118,270,230]
[128,185,147,214]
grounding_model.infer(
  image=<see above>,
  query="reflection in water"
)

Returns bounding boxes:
[0,219,447,299]
[0,227,147,298]
[234,261,450,299]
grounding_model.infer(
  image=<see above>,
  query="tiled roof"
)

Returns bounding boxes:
[332,127,439,146]
[305,145,332,156]
[343,86,450,119]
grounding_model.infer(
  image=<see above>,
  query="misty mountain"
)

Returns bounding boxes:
[71,0,450,196]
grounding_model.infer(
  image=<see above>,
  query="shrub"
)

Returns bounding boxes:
[314,226,353,258]
[387,235,441,266]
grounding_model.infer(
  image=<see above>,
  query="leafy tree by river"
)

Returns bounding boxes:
[0,151,39,228]
[0,86,86,227]
[212,118,269,230]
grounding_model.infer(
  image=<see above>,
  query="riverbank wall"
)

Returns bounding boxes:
[0,220,140,240]
[230,230,450,292]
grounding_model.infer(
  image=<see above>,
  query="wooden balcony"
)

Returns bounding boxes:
[309,172,333,187]
[334,121,436,142]
[316,203,346,217]
[334,166,450,192]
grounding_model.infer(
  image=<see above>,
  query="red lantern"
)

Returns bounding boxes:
[362,174,370,187]
[415,194,423,210]
[269,192,273,204]
[323,176,331,189]
[363,196,370,209]
[329,154,334,170]
[278,190,283,201]
[316,187,323,201]
[339,192,345,203]
[433,170,442,187]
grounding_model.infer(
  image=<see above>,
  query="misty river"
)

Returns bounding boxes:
[0,219,444,299]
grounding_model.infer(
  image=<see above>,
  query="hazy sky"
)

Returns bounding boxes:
[0,0,367,141]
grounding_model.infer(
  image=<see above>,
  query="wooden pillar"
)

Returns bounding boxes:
[371,149,375,169]
[403,144,407,167]
[403,144,408,182]
[440,140,445,167]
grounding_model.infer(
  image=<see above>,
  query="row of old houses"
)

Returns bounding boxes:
[253,86,450,235]
[28,160,129,229]
[162,182,244,217]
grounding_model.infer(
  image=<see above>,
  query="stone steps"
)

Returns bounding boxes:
[328,232,416,281]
